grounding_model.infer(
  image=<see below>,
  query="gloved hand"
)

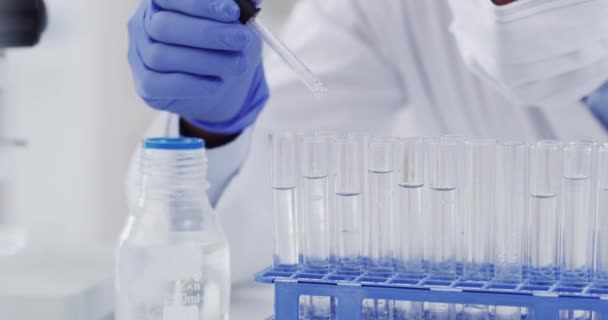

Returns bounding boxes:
[128,0,269,134]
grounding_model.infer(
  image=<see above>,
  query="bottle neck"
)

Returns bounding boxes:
[135,148,213,231]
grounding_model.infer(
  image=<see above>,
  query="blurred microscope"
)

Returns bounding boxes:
[0,2,113,320]
[0,0,46,256]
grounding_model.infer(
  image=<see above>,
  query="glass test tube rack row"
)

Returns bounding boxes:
[270,133,608,288]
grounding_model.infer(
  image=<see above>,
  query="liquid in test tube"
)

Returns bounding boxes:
[529,141,563,284]
[561,141,596,285]
[594,143,608,287]
[335,138,364,272]
[270,132,299,271]
[494,141,528,320]
[394,138,425,320]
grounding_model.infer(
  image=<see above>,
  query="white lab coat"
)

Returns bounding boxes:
[139,0,608,285]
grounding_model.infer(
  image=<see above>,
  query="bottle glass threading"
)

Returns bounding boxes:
[494,141,528,320]
[594,143,608,286]
[367,137,397,273]
[427,138,461,279]
[301,136,331,271]
[396,138,425,276]
[463,139,496,282]
[561,140,596,285]
[270,133,299,271]
[529,140,563,284]
[335,138,364,272]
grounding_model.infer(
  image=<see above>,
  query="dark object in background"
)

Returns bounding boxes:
[0,0,47,48]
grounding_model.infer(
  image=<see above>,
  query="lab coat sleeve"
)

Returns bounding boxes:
[126,112,253,208]
[216,0,408,285]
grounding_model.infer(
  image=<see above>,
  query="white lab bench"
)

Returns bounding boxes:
[0,246,274,320]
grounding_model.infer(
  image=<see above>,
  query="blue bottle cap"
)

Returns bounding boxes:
[143,138,205,150]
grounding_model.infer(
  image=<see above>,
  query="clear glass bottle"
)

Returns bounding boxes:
[116,138,230,320]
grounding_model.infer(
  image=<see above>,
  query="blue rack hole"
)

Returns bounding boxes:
[455,281,485,289]
[327,275,356,282]
[366,272,393,278]
[488,283,518,290]
[588,288,608,295]
[555,287,585,294]
[360,277,390,284]
[294,273,326,280]
[263,271,294,278]
[521,285,551,292]
[334,270,363,277]
[395,274,425,281]
[390,278,421,285]
[558,281,587,288]
[301,268,329,275]
[422,280,453,287]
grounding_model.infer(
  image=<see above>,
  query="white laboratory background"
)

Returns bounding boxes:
[1,0,296,248]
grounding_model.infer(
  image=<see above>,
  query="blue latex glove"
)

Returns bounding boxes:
[586,81,608,129]
[128,0,269,134]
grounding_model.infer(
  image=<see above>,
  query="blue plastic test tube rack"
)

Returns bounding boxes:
[255,267,608,319]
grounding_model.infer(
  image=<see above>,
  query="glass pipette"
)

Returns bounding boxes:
[234,0,327,96]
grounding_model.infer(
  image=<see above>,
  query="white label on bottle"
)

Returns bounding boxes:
[163,305,198,320]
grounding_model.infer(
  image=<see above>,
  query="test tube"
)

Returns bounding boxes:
[427,137,462,279]
[461,139,496,320]
[335,138,364,272]
[426,138,461,320]
[270,132,299,271]
[300,136,333,320]
[315,132,338,267]
[529,140,563,284]
[347,132,371,266]
[561,141,596,285]
[395,138,426,275]
[394,138,425,320]
[367,137,398,273]
[463,139,496,282]
[594,143,608,286]
[364,137,397,320]
[494,141,528,320]
[440,134,468,269]
[494,141,528,282]
[301,136,331,271]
